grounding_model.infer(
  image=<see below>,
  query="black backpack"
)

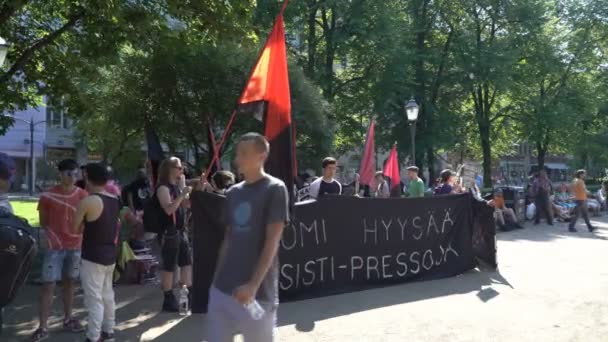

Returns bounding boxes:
[142,187,173,234]
[0,210,37,308]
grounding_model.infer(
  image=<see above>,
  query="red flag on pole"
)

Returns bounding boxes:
[383,144,400,190]
[235,0,295,193]
[358,120,376,186]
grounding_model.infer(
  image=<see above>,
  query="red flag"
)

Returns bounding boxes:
[383,144,400,190]
[358,120,376,186]
[236,0,294,193]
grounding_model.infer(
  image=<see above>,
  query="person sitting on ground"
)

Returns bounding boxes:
[554,183,575,221]
[596,181,608,211]
[374,172,390,198]
[488,191,523,230]
[434,169,456,195]
[309,157,342,199]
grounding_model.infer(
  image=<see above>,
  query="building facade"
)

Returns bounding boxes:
[0,97,86,192]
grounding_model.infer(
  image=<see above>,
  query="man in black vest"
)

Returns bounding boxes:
[72,163,120,342]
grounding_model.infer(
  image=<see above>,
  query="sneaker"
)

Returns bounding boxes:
[568,227,578,233]
[101,331,115,342]
[30,328,49,342]
[162,294,179,312]
[63,318,85,333]
[588,226,596,233]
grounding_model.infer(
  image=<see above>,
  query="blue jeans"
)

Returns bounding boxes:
[41,249,81,283]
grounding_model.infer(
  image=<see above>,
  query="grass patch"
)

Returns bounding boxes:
[10,200,39,227]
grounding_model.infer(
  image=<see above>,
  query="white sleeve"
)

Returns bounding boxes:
[309,179,321,199]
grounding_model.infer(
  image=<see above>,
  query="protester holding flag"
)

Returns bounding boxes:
[374,172,390,198]
[209,133,289,342]
[309,157,342,199]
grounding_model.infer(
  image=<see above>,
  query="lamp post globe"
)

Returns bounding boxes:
[0,36,8,67]
[404,98,419,122]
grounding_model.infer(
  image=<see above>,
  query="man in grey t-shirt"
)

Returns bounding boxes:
[208,133,289,342]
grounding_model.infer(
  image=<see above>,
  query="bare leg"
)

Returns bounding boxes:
[180,265,192,287]
[161,271,174,291]
[62,278,75,320]
[39,283,55,329]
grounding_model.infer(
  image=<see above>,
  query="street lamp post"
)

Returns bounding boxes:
[0,36,8,67]
[404,98,420,165]
[0,114,45,195]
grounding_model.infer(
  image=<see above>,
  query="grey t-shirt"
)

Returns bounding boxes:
[214,175,289,309]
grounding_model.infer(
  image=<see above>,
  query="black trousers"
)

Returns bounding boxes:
[534,194,553,224]
[569,200,592,229]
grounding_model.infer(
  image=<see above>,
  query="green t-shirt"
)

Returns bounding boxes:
[408,178,425,198]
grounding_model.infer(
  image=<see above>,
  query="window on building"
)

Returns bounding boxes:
[47,100,69,129]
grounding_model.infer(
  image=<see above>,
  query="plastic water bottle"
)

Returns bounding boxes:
[244,300,265,320]
[178,285,190,316]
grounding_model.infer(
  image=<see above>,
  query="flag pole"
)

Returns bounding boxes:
[203,0,290,180]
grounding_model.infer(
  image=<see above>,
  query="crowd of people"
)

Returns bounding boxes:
[0,138,605,342]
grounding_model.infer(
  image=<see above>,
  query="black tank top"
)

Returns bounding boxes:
[157,183,185,231]
[82,193,120,265]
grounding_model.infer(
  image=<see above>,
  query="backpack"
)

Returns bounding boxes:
[142,187,173,234]
[0,210,37,308]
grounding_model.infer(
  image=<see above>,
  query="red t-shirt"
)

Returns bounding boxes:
[38,186,88,250]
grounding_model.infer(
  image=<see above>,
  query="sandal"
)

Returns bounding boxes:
[63,317,85,333]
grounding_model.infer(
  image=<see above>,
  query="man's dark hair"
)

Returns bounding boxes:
[58,159,78,172]
[575,169,586,178]
[239,132,270,154]
[322,157,337,169]
[212,170,236,190]
[407,166,419,173]
[85,163,109,186]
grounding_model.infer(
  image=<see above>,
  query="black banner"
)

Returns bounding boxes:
[191,192,496,313]
[279,194,475,300]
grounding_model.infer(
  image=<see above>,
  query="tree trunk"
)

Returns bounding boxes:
[536,142,546,171]
[306,0,317,78]
[426,147,436,185]
[480,124,492,188]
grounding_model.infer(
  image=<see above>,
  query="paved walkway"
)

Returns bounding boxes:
[3,218,608,342]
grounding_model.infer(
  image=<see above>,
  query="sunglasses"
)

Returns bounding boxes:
[62,170,79,178]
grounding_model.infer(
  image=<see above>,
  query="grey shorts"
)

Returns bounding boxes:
[207,286,277,342]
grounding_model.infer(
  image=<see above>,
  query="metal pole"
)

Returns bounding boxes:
[29,120,34,196]
[410,122,416,166]
[506,155,510,186]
